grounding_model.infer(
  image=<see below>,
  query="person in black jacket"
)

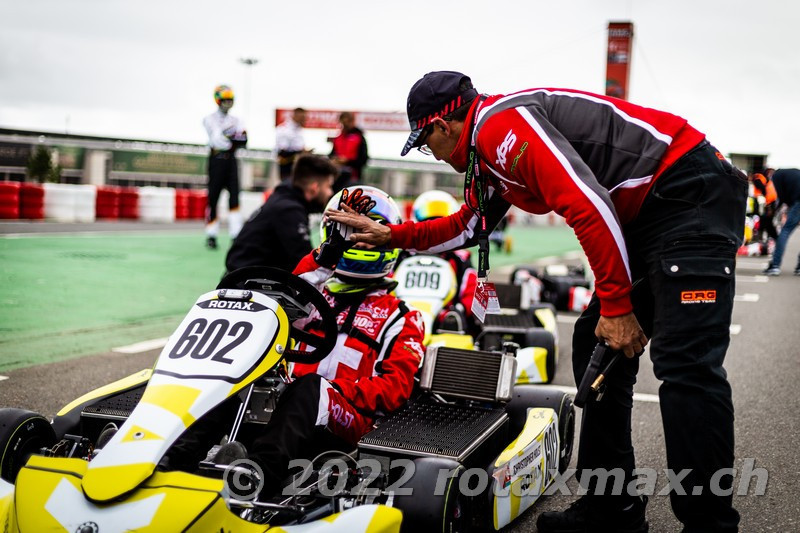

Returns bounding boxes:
[225,155,336,273]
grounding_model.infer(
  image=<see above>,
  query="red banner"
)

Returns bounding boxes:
[275,109,408,131]
[605,22,634,100]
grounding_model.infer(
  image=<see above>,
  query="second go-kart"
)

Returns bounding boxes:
[394,253,560,383]
[0,267,573,532]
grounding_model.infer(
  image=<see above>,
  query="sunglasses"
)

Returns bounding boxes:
[415,125,434,156]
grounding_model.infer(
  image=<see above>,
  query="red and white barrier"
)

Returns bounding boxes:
[0,182,21,219]
[43,183,96,222]
[119,188,139,219]
[215,190,264,222]
[188,190,207,220]
[96,186,121,219]
[19,183,45,219]
[175,189,190,220]
[138,187,175,223]
[0,182,275,223]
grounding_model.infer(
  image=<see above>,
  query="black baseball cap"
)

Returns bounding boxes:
[400,71,479,156]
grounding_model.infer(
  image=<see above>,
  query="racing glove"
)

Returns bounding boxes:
[314,188,374,268]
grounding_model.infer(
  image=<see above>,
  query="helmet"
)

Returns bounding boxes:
[213,85,235,106]
[321,186,402,279]
[412,190,460,222]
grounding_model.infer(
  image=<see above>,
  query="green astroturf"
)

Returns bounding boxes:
[0,225,578,371]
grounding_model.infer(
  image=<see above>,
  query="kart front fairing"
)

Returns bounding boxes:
[1,286,402,532]
[0,462,401,532]
[83,289,289,502]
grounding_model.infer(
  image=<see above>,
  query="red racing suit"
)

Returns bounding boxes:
[290,253,425,444]
[389,89,706,317]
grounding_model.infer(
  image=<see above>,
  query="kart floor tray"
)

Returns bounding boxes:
[359,400,506,461]
[484,312,538,330]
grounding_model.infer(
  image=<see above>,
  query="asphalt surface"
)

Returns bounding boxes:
[1,227,798,532]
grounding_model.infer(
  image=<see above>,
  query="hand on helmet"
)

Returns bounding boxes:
[315,188,374,268]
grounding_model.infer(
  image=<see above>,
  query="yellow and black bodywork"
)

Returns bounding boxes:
[0,287,403,532]
[0,455,401,531]
[0,269,573,532]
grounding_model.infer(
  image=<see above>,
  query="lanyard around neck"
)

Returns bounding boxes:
[463,95,491,280]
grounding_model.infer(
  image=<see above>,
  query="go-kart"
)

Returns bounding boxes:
[394,253,560,383]
[0,267,574,532]
[511,263,593,313]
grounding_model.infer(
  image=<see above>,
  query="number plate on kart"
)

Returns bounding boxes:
[394,255,456,301]
[155,290,282,382]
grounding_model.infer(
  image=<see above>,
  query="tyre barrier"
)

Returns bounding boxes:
[19,183,44,219]
[239,191,264,220]
[95,186,121,219]
[0,181,21,219]
[138,186,175,223]
[43,183,96,222]
[188,190,207,220]
[119,188,139,219]
[213,190,264,223]
[0,183,274,223]
[175,189,190,220]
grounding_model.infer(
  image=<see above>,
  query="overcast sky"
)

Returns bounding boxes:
[1,0,798,167]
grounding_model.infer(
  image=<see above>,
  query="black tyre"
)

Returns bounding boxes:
[522,328,557,384]
[394,457,470,533]
[505,386,575,473]
[0,408,57,482]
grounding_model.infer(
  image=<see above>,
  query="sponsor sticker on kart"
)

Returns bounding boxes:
[492,411,559,529]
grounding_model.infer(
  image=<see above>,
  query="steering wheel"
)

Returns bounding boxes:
[217,267,338,364]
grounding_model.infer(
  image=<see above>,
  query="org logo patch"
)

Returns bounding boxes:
[680,290,717,304]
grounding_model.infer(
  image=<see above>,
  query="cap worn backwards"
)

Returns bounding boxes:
[400,71,478,156]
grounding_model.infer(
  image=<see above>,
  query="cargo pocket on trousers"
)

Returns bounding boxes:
[655,251,736,336]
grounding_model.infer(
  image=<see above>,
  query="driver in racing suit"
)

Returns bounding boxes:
[165,187,423,497]
[246,186,424,495]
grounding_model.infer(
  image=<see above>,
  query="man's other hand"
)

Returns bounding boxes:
[595,313,649,358]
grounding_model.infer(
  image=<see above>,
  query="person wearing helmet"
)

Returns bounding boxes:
[207,186,425,497]
[411,190,478,332]
[202,85,248,250]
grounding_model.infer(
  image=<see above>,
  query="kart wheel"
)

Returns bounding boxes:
[523,328,556,384]
[0,408,56,482]
[394,457,470,533]
[506,386,575,474]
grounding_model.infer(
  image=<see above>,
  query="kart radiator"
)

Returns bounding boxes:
[420,346,516,403]
[359,400,507,461]
[81,386,144,420]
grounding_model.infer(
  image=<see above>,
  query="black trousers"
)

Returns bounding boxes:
[248,374,351,495]
[572,142,748,532]
[207,153,240,224]
[758,202,779,241]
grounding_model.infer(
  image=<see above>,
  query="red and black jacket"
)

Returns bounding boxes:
[390,88,706,317]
